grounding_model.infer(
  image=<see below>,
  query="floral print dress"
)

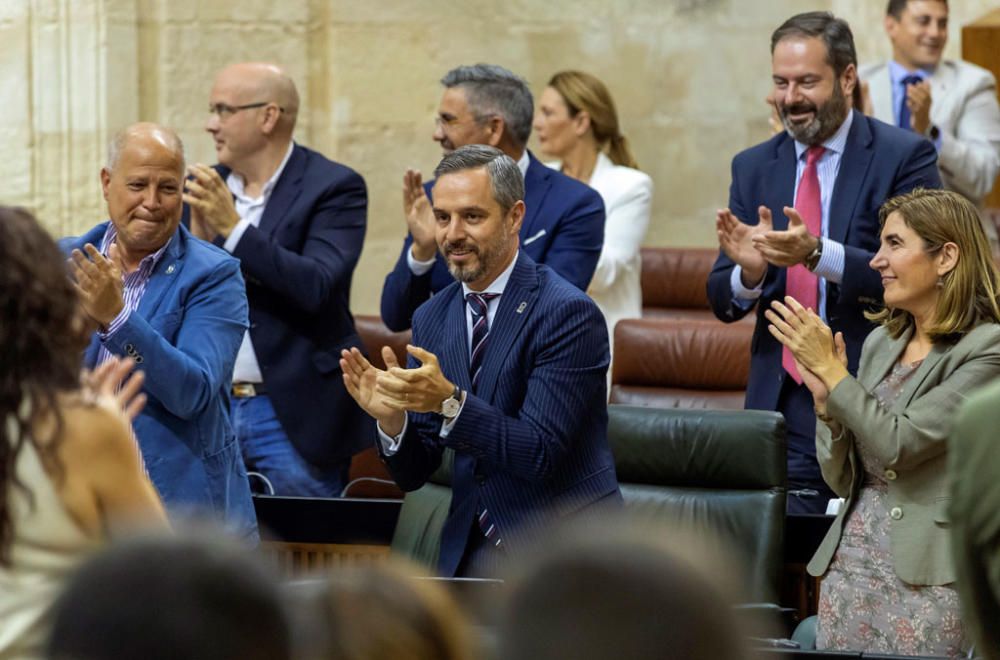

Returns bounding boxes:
[816,360,968,657]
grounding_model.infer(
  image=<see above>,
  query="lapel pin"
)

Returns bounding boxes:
[516,301,527,314]
[166,264,175,274]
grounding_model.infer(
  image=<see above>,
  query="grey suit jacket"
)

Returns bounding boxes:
[808,322,1000,585]
[861,59,1000,205]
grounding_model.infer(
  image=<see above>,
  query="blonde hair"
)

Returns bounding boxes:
[547,70,639,170]
[316,560,473,660]
[867,188,1000,341]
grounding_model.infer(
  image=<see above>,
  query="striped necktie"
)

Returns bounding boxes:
[465,291,503,549]
[467,292,500,391]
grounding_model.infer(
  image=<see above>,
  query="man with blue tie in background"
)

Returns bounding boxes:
[707,12,941,513]
[380,64,606,332]
[860,0,1000,248]
[344,145,619,576]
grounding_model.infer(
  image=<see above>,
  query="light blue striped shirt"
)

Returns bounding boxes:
[731,109,854,321]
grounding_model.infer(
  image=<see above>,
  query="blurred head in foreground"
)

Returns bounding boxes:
[304,559,473,660]
[497,518,750,660]
[46,533,290,660]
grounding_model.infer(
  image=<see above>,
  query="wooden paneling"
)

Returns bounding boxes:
[963,9,1000,208]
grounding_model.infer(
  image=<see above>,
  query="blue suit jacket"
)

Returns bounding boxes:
[379,152,606,331]
[707,111,942,416]
[380,252,621,576]
[186,144,373,467]
[63,223,257,541]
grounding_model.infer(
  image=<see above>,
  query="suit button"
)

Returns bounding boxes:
[134,356,144,364]
[125,343,134,353]
[884,469,897,481]
[890,506,903,520]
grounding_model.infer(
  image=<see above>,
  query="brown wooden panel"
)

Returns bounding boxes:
[962,9,1000,208]
[259,541,391,578]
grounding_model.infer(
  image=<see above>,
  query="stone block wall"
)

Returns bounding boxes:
[3,0,996,313]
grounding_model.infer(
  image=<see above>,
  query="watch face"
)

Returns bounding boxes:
[441,397,461,418]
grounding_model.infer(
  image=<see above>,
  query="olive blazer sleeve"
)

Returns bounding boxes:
[808,323,1000,585]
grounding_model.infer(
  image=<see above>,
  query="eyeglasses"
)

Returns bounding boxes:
[208,102,285,120]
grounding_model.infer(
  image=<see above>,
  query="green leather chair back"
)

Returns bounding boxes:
[389,449,454,568]
[608,405,786,602]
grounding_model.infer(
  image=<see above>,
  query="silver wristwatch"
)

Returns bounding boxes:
[440,384,462,419]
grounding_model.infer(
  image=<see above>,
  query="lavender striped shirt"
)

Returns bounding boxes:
[94,225,172,366]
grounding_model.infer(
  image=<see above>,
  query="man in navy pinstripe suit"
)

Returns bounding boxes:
[342,145,620,577]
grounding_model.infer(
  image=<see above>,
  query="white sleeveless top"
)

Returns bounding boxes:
[0,410,96,659]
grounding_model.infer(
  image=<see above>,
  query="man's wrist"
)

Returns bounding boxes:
[803,235,823,271]
[378,412,406,438]
[410,242,436,262]
[740,265,766,288]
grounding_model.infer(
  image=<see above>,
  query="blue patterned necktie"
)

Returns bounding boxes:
[466,292,500,391]
[465,291,503,549]
[898,74,923,130]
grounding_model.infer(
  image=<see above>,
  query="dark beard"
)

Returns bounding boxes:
[780,84,849,145]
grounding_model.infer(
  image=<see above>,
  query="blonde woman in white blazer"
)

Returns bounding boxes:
[534,71,653,364]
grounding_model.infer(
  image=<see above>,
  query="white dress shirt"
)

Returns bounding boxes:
[224,141,295,383]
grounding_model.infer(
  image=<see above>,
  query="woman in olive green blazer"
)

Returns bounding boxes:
[767,188,1000,655]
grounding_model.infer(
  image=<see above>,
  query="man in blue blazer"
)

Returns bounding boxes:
[65,123,256,540]
[707,13,941,513]
[380,63,606,332]
[184,63,371,497]
[344,146,620,576]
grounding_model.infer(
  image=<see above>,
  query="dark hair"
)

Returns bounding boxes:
[433,144,524,214]
[770,11,858,78]
[441,64,534,148]
[498,531,748,660]
[46,534,292,660]
[0,207,87,566]
[887,0,947,19]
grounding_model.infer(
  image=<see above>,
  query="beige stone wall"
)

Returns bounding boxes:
[4,0,997,314]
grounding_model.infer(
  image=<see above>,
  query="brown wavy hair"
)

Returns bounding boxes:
[867,188,1000,341]
[547,70,639,170]
[0,207,89,565]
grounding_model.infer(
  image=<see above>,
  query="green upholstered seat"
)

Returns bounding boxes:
[609,405,786,602]
[390,406,786,599]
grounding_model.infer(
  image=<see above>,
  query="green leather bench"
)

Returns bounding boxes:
[390,404,786,602]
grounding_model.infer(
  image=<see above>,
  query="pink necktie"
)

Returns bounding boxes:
[782,145,825,385]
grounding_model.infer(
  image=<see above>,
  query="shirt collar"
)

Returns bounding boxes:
[461,250,519,300]
[516,150,530,179]
[794,107,854,160]
[226,140,296,201]
[100,223,172,274]
[889,59,933,86]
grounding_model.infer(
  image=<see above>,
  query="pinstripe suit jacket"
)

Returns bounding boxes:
[380,251,621,576]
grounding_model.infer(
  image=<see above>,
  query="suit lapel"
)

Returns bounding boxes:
[258,144,305,236]
[520,153,551,242]
[765,137,797,231]
[472,253,539,403]
[829,113,874,244]
[438,287,473,392]
[860,326,910,391]
[870,66,894,125]
[929,63,955,126]
[136,227,186,320]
